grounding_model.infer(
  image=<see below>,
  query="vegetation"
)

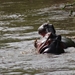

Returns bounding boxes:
[63,2,75,16]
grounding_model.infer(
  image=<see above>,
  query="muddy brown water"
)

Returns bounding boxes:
[0,0,75,75]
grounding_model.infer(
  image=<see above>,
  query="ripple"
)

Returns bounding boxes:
[2,26,33,32]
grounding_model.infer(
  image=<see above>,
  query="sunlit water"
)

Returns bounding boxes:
[0,0,75,75]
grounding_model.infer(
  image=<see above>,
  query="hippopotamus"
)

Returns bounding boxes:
[35,23,75,54]
[38,36,75,54]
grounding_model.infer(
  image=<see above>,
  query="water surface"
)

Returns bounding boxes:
[0,0,75,75]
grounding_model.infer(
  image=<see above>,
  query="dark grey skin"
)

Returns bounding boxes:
[37,23,75,54]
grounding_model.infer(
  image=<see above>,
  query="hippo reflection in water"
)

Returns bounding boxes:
[34,23,75,54]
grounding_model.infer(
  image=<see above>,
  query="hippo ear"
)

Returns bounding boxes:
[43,23,50,33]
[43,23,49,28]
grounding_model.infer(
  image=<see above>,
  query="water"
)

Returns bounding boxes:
[0,0,75,75]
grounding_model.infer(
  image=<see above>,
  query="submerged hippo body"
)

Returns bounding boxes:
[40,36,75,54]
[61,37,75,49]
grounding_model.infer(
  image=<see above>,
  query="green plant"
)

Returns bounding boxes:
[63,2,75,16]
